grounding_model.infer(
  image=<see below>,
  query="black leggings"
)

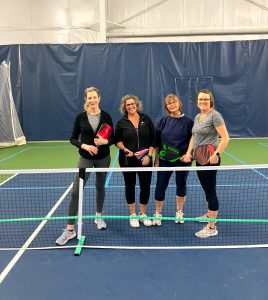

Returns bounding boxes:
[155,159,191,201]
[67,155,110,225]
[196,159,220,211]
[119,155,152,205]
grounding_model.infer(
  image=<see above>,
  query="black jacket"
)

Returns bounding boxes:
[114,113,156,156]
[70,110,114,160]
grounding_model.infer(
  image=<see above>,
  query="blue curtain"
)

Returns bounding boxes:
[0,41,267,140]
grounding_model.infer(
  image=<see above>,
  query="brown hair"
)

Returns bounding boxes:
[196,89,215,108]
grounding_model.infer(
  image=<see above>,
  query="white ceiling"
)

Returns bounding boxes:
[0,0,267,44]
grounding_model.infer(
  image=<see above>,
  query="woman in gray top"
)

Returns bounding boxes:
[183,89,229,238]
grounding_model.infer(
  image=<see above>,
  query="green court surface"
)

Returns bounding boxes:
[0,138,267,170]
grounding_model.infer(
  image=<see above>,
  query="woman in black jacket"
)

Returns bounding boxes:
[56,87,114,246]
[115,94,156,228]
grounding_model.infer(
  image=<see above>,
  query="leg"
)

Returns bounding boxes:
[122,171,137,211]
[122,169,139,227]
[56,169,90,245]
[128,203,136,215]
[153,164,173,225]
[119,155,139,227]
[94,155,111,214]
[176,196,186,211]
[138,169,152,209]
[175,169,189,210]
[94,156,111,230]
[138,169,153,226]
[197,169,218,228]
[174,169,189,224]
[195,167,219,238]
[119,155,137,208]
[67,170,91,227]
[154,169,173,214]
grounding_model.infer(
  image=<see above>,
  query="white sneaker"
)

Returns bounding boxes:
[94,218,107,230]
[130,214,140,228]
[139,213,152,226]
[56,228,76,246]
[175,210,184,224]
[195,213,217,223]
[152,213,162,226]
[195,224,218,238]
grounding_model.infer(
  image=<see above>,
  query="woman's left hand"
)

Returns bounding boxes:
[94,137,108,146]
[208,153,219,165]
[141,155,151,166]
[181,153,192,163]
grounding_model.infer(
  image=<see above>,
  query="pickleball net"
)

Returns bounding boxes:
[0,164,267,251]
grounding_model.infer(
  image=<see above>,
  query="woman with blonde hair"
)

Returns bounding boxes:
[56,87,114,246]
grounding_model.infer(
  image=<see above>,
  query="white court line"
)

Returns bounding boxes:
[259,143,268,148]
[0,182,73,284]
[0,148,32,163]
[0,173,18,186]
[28,146,73,149]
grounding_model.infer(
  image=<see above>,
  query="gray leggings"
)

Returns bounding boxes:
[67,155,111,225]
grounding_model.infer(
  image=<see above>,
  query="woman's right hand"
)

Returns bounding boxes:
[124,147,133,157]
[81,144,98,155]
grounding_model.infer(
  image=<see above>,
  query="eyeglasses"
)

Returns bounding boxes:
[126,103,136,107]
[198,98,210,101]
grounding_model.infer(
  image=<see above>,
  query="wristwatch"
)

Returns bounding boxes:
[215,151,221,157]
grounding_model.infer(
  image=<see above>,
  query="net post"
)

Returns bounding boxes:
[77,175,84,240]
[74,169,85,256]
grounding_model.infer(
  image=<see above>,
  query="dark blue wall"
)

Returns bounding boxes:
[0,41,267,140]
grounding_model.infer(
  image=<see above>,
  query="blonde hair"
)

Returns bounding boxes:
[164,94,182,113]
[119,94,143,115]
[84,87,100,111]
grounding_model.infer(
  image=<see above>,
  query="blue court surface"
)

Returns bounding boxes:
[1,248,268,299]
[0,167,268,299]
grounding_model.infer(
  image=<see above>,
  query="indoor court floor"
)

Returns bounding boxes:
[0,138,267,300]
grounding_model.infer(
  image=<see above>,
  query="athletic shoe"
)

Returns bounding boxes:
[195,213,217,223]
[56,228,76,246]
[195,213,208,222]
[139,213,152,226]
[94,218,107,230]
[129,213,140,228]
[175,210,184,224]
[152,213,162,226]
[195,224,218,238]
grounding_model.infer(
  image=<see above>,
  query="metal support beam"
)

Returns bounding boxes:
[107,28,268,38]
[245,0,268,12]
